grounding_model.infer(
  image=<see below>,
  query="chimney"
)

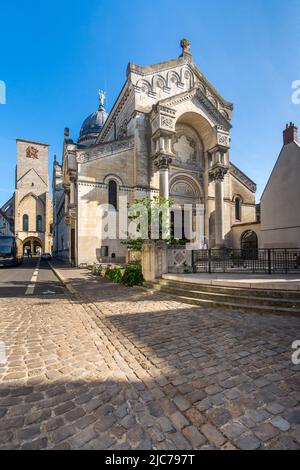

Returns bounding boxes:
[283,122,298,145]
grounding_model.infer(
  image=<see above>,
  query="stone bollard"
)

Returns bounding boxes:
[141,240,167,282]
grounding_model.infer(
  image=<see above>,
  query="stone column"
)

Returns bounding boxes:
[209,164,228,248]
[156,155,172,199]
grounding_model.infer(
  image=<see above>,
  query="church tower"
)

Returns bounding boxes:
[14,138,53,255]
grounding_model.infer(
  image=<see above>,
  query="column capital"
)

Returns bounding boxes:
[209,165,228,183]
[154,154,172,171]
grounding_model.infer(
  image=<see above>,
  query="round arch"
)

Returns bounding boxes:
[169,173,204,203]
[241,230,258,259]
[22,236,43,256]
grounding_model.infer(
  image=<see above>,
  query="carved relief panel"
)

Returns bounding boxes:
[172,123,203,170]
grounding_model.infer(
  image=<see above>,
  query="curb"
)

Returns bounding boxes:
[48,261,77,295]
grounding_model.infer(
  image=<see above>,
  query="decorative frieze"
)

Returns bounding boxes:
[77,136,134,164]
[229,162,257,193]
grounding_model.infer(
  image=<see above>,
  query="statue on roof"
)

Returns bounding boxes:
[98,89,106,108]
[180,38,191,54]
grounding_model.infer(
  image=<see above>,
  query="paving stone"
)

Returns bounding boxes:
[266,402,285,415]
[270,416,290,432]
[200,423,226,447]
[75,415,97,430]
[94,415,116,432]
[49,424,76,444]
[182,425,206,448]
[173,395,191,412]
[170,411,189,431]
[254,423,280,442]
[17,425,41,441]
[170,432,192,450]
[158,416,175,433]
[286,409,300,424]
[54,401,76,416]
[221,421,247,440]
[70,427,98,448]
[0,431,13,445]
[236,434,261,450]
[25,409,51,425]
[21,437,48,450]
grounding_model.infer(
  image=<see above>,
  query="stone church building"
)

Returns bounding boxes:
[1,138,53,255]
[53,39,258,266]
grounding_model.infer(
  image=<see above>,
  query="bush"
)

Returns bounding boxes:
[105,267,123,283]
[122,264,144,287]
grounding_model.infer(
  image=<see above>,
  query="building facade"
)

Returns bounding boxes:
[53,40,258,266]
[260,123,300,248]
[1,139,53,255]
[0,197,14,236]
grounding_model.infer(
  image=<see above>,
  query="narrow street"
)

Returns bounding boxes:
[0,259,300,450]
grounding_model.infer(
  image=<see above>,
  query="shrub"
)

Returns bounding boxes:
[106,267,123,284]
[122,264,144,287]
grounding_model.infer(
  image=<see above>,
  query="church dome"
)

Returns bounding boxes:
[78,90,108,146]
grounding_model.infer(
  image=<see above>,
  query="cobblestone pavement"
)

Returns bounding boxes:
[0,275,300,450]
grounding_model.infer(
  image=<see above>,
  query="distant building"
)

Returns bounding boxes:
[2,139,53,254]
[53,39,258,266]
[0,197,14,236]
[260,123,300,248]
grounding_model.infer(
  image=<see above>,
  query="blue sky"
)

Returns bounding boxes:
[0,0,299,206]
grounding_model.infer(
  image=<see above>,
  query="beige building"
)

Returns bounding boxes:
[260,123,300,248]
[53,39,258,266]
[1,139,53,255]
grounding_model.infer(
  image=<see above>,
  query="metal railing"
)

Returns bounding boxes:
[193,249,300,274]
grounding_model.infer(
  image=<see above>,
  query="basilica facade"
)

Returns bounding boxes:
[53,40,258,266]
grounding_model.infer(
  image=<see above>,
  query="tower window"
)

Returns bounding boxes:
[23,214,29,231]
[108,180,117,210]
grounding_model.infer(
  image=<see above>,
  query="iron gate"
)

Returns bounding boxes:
[193,249,300,274]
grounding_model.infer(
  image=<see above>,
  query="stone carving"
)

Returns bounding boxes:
[180,38,191,54]
[229,162,257,193]
[26,146,39,159]
[217,131,230,147]
[209,165,228,183]
[164,89,231,131]
[155,155,172,170]
[172,181,195,197]
[173,135,196,165]
[77,136,134,164]
[161,116,173,128]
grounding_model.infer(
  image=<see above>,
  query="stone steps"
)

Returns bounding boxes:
[148,280,300,317]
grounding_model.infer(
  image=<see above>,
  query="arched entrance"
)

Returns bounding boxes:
[22,237,43,256]
[170,174,204,246]
[241,230,258,259]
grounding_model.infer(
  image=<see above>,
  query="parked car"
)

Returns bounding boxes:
[41,253,52,260]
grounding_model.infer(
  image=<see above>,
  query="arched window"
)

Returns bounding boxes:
[23,214,29,231]
[108,180,117,210]
[235,197,241,221]
[36,215,43,232]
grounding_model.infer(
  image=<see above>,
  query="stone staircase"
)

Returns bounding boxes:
[147,279,300,316]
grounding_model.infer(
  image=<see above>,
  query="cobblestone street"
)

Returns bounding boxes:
[0,267,300,450]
